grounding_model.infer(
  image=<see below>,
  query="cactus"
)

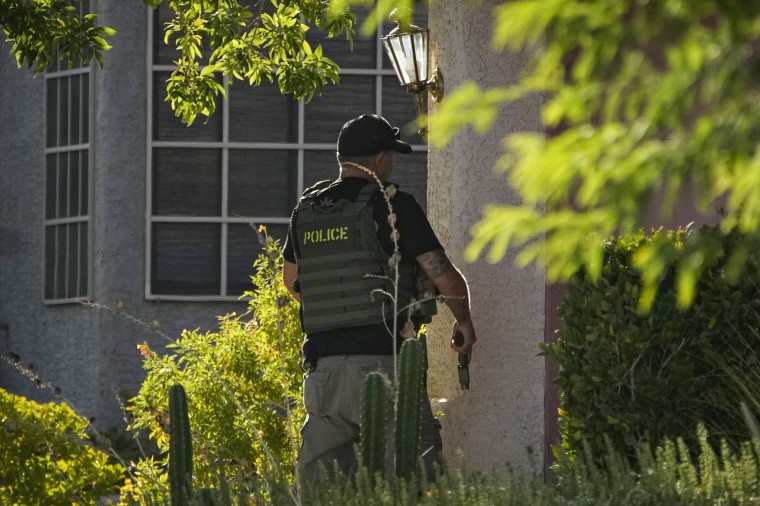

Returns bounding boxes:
[358,339,426,482]
[360,371,390,479]
[394,339,424,479]
[168,384,221,505]
[190,488,217,505]
[169,384,194,506]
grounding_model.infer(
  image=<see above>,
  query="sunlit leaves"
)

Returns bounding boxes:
[3,1,353,123]
[466,206,610,281]
[0,389,124,504]
[128,238,305,495]
[165,62,226,125]
[277,45,341,102]
[427,81,520,147]
[492,0,564,51]
[330,0,414,37]
[434,0,760,308]
[155,0,354,124]
[1,0,117,74]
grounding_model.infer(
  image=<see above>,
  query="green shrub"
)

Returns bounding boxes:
[307,425,760,505]
[548,225,760,461]
[0,387,123,505]
[112,225,760,504]
[552,425,760,506]
[123,234,304,503]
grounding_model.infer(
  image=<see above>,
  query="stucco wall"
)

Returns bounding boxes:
[0,7,247,428]
[88,1,247,426]
[0,41,102,413]
[426,1,546,474]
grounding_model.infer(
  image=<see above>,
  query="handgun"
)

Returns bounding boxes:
[451,330,470,390]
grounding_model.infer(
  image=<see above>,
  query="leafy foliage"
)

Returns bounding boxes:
[328,0,414,37]
[7,370,760,505]
[552,425,760,506]
[546,225,760,462]
[123,233,304,502]
[0,387,123,505]
[426,0,760,307]
[307,425,760,505]
[3,0,354,125]
[153,0,353,124]
[1,0,115,72]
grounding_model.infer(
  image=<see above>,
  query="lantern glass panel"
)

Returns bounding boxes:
[383,28,429,85]
[383,37,404,84]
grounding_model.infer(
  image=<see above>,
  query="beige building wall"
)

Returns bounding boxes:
[425,0,546,474]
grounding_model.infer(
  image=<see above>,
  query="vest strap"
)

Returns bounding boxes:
[305,307,391,327]
[298,265,382,282]
[296,250,377,267]
[302,279,385,296]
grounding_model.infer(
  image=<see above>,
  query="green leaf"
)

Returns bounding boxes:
[200,64,217,77]
[492,0,563,51]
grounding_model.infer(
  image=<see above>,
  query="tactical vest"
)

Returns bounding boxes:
[291,181,437,334]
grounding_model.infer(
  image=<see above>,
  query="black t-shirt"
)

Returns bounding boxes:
[283,177,443,362]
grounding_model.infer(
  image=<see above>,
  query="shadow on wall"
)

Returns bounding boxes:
[0,321,9,385]
[0,321,7,354]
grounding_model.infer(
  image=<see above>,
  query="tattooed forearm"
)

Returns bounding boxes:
[416,249,472,323]
[417,249,453,279]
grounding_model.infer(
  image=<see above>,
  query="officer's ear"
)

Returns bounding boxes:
[375,150,392,166]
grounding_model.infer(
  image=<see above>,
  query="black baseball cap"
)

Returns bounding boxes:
[337,114,412,156]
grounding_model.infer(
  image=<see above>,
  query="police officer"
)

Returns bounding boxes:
[282,114,477,483]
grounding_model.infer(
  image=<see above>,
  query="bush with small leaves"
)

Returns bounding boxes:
[548,225,760,463]
[0,387,123,505]
[123,233,304,502]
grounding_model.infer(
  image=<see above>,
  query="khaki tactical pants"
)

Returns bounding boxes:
[299,353,442,484]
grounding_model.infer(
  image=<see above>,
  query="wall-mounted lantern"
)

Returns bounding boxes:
[381,9,444,119]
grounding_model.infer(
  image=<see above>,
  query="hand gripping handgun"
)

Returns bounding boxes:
[451,331,470,390]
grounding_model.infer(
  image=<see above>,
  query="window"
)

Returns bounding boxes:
[147,4,428,299]
[44,2,92,303]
